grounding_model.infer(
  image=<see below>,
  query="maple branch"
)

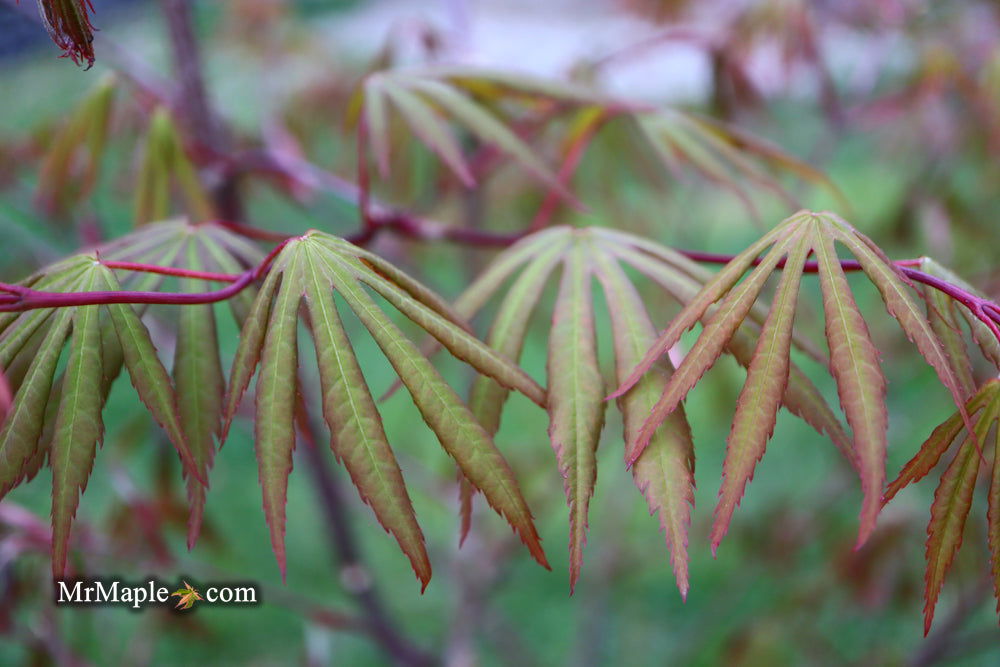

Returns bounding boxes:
[0,238,290,312]
[160,0,241,220]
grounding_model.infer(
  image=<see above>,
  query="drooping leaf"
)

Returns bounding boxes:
[357,70,572,201]
[253,246,305,580]
[173,238,226,548]
[547,241,604,591]
[827,215,970,440]
[340,252,545,407]
[989,405,1000,615]
[604,239,853,463]
[923,283,976,399]
[35,73,116,216]
[377,79,474,186]
[222,266,282,442]
[99,268,200,485]
[50,268,104,578]
[923,396,997,634]
[885,381,996,503]
[469,241,567,436]
[592,248,694,598]
[317,249,548,568]
[0,306,75,498]
[460,240,566,544]
[302,245,431,588]
[610,217,798,403]
[629,230,799,465]
[812,223,887,547]
[36,0,97,68]
[134,108,215,225]
[713,227,810,552]
[920,258,1000,370]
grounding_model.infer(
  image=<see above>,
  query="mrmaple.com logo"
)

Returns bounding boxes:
[55,579,259,610]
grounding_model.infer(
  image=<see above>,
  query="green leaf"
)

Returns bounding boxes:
[920,258,1000,370]
[591,248,694,598]
[606,239,852,462]
[611,217,797,403]
[320,251,548,569]
[547,240,604,591]
[254,244,306,580]
[827,215,970,445]
[100,268,201,485]
[923,394,997,634]
[713,228,810,553]
[469,241,566,436]
[812,223,886,546]
[379,79,475,186]
[0,306,75,498]
[629,230,798,465]
[222,265,283,442]
[453,227,570,318]
[173,238,226,549]
[346,251,545,408]
[886,381,997,503]
[303,245,431,588]
[50,269,105,578]
[989,401,1000,616]
[924,284,976,399]
[362,77,393,178]
[405,78,573,202]
[460,240,565,544]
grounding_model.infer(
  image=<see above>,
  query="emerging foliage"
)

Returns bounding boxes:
[447,224,849,595]
[221,231,549,585]
[0,220,262,574]
[611,211,970,552]
[884,380,1000,634]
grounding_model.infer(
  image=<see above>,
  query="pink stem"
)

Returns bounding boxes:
[102,261,240,282]
[0,239,291,313]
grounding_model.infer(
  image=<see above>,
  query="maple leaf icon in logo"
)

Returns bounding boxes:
[170,581,203,610]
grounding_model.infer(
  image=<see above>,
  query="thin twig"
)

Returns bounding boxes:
[0,238,290,312]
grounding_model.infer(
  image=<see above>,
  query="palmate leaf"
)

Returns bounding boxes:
[134,108,215,225]
[883,380,1000,632]
[634,109,841,212]
[0,220,263,572]
[614,211,969,550]
[355,68,586,200]
[598,239,854,467]
[222,231,548,583]
[0,258,194,577]
[35,73,116,217]
[446,223,849,594]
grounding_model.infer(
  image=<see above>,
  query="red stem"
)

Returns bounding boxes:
[0,239,291,313]
[101,261,240,282]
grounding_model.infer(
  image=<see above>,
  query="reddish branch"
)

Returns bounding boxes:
[0,238,289,312]
[4,237,1000,353]
[678,249,1000,344]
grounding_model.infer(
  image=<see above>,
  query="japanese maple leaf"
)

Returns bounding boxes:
[171,581,202,610]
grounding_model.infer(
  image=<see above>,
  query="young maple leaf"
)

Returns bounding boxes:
[170,581,203,610]
[34,0,98,68]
